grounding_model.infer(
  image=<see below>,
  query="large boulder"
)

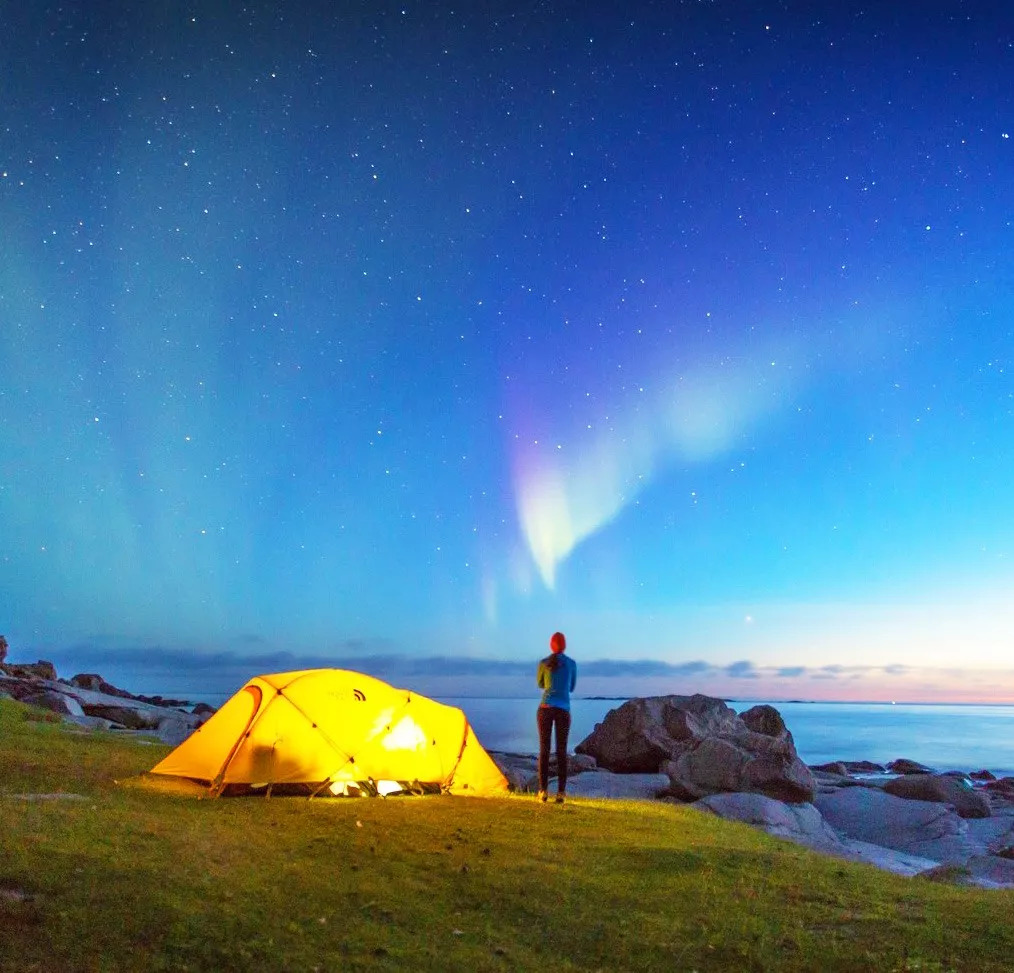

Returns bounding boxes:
[575,694,815,803]
[884,773,992,819]
[0,635,7,664]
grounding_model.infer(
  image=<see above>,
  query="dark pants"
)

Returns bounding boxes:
[537,705,572,793]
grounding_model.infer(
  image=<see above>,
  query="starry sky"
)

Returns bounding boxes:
[3,1,1014,703]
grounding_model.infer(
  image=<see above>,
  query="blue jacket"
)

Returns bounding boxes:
[537,653,577,710]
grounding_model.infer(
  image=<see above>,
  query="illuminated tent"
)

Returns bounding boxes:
[149,669,509,798]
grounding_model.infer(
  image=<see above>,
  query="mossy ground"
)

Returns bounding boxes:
[1,698,1011,972]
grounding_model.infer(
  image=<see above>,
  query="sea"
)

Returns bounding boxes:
[164,685,1014,778]
[438,697,1014,778]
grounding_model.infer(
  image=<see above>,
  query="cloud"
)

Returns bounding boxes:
[724,660,759,679]
[576,659,712,678]
[883,664,912,676]
[48,637,397,678]
[35,641,1014,705]
[776,666,807,677]
[41,642,938,687]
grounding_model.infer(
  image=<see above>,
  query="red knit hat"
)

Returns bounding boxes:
[550,631,566,653]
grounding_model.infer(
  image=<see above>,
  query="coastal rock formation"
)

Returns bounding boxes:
[566,772,670,800]
[2,660,58,681]
[984,777,1014,798]
[0,644,208,745]
[80,704,159,731]
[884,772,992,819]
[694,792,845,854]
[887,758,934,775]
[16,688,85,717]
[490,751,598,792]
[69,673,136,698]
[813,787,985,862]
[575,694,815,803]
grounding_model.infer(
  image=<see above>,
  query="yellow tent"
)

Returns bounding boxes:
[150,669,509,798]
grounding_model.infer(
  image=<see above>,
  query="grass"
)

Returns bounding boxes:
[1,697,1012,972]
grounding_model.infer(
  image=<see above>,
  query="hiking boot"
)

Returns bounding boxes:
[555,793,565,804]
[537,790,548,802]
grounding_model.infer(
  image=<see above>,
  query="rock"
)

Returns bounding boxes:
[970,770,996,782]
[689,791,965,879]
[64,715,116,732]
[69,673,132,698]
[959,855,1014,889]
[490,752,594,792]
[490,753,538,791]
[837,840,942,877]
[575,695,705,772]
[918,856,1014,890]
[984,777,1014,798]
[887,758,934,775]
[814,787,984,862]
[68,674,189,709]
[18,689,85,717]
[664,734,815,804]
[841,760,887,774]
[0,635,7,664]
[810,761,850,776]
[155,714,198,746]
[80,704,159,730]
[811,770,864,790]
[136,694,190,708]
[576,694,815,803]
[192,702,217,717]
[966,817,1014,851]
[884,774,991,819]
[565,772,670,800]
[694,792,845,854]
[739,704,790,740]
[2,660,58,681]
[551,751,596,774]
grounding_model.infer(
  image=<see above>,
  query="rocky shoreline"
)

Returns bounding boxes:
[2,647,1013,889]
[494,694,1014,890]
[0,651,210,747]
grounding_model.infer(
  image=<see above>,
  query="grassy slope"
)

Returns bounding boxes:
[1,698,1011,973]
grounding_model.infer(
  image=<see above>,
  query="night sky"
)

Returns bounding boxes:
[3,1,1014,702]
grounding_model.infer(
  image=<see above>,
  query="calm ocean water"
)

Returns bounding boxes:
[439,697,1014,777]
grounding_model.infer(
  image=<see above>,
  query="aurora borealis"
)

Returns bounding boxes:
[3,2,1014,702]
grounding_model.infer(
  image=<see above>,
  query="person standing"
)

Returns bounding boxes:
[536,631,577,803]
